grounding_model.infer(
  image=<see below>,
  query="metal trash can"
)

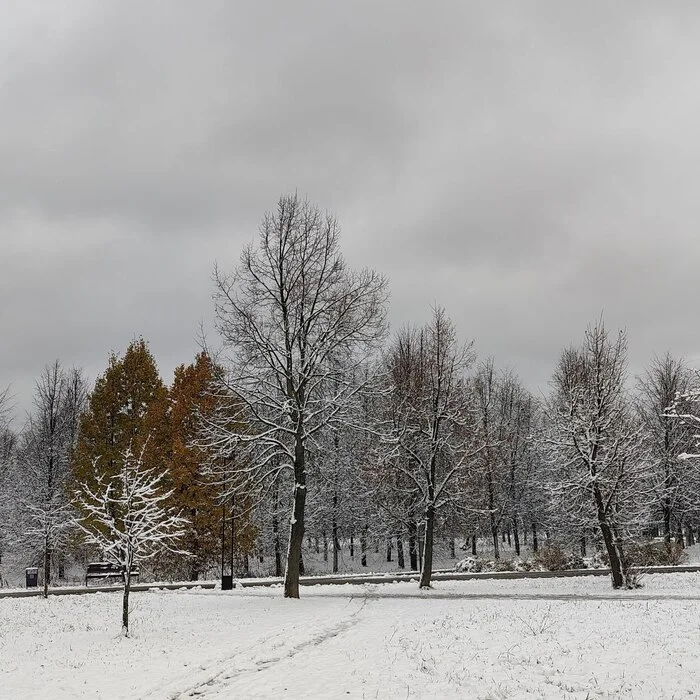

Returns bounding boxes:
[221,575,233,590]
[25,567,38,588]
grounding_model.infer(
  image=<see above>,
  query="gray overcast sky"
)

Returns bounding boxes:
[3,1,700,420]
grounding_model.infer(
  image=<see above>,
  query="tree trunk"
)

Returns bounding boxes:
[592,483,625,588]
[471,534,477,556]
[122,569,131,636]
[663,495,672,543]
[687,525,695,547]
[283,439,306,598]
[360,526,367,567]
[43,543,50,600]
[419,505,435,588]
[580,536,587,557]
[492,524,500,560]
[386,537,392,562]
[332,494,340,573]
[273,480,282,577]
[449,537,456,559]
[408,522,418,570]
[512,519,520,557]
[397,537,405,569]
[323,530,328,562]
[532,523,538,553]
[349,533,354,558]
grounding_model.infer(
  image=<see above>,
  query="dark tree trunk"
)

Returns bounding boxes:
[408,521,419,570]
[272,481,282,577]
[386,537,392,562]
[492,525,500,560]
[332,494,340,573]
[283,434,307,598]
[512,519,520,557]
[323,530,328,562]
[122,568,131,636]
[43,544,50,600]
[471,534,477,556]
[419,505,435,588]
[663,496,672,543]
[350,533,354,558]
[592,483,625,588]
[580,536,587,557]
[687,525,695,547]
[449,537,456,559]
[532,523,538,553]
[397,537,405,569]
[360,526,367,567]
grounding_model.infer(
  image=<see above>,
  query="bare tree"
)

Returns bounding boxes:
[15,363,86,597]
[381,308,478,588]
[544,321,650,589]
[205,194,387,598]
[74,441,188,635]
[637,354,694,543]
[0,387,15,584]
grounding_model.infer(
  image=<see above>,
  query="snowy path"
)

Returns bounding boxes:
[3,573,700,698]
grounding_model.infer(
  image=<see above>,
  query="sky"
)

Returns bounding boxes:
[3,1,700,421]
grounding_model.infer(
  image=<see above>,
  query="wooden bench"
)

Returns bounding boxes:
[85,562,140,586]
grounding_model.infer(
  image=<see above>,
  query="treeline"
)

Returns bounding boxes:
[1,194,700,597]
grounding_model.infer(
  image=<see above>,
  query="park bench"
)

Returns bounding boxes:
[85,562,140,586]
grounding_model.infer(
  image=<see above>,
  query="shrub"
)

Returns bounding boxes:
[626,541,687,567]
[534,545,569,571]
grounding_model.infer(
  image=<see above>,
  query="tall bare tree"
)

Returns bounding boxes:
[637,354,694,543]
[545,322,650,589]
[382,308,477,588]
[16,363,87,596]
[205,194,387,598]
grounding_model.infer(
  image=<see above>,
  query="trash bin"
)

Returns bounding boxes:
[221,575,233,591]
[25,567,38,588]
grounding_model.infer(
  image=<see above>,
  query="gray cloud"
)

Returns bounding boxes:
[3,1,700,419]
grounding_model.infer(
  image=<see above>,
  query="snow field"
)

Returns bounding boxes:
[2,573,700,699]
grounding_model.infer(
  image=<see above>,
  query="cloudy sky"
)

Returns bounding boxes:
[3,1,700,419]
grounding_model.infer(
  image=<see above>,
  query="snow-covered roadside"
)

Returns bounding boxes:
[2,574,700,699]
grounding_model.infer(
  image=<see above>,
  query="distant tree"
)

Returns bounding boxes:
[544,321,650,589]
[0,387,15,583]
[165,352,256,580]
[204,194,387,598]
[637,354,694,543]
[74,441,188,635]
[15,363,87,597]
[470,363,536,558]
[664,368,700,541]
[71,339,170,522]
[381,308,478,588]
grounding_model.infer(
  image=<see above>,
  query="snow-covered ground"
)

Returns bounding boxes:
[2,573,700,699]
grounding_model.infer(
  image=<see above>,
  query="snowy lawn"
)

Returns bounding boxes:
[2,573,700,699]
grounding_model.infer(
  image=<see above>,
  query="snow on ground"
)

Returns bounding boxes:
[2,573,700,699]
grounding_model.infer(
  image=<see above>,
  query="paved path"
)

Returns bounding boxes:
[1,564,699,598]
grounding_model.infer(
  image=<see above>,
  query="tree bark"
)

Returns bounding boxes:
[512,518,520,557]
[332,494,340,573]
[419,505,435,588]
[397,536,405,569]
[360,525,367,567]
[283,434,306,598]
[408,521,418,570]
[532,523,538,553]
